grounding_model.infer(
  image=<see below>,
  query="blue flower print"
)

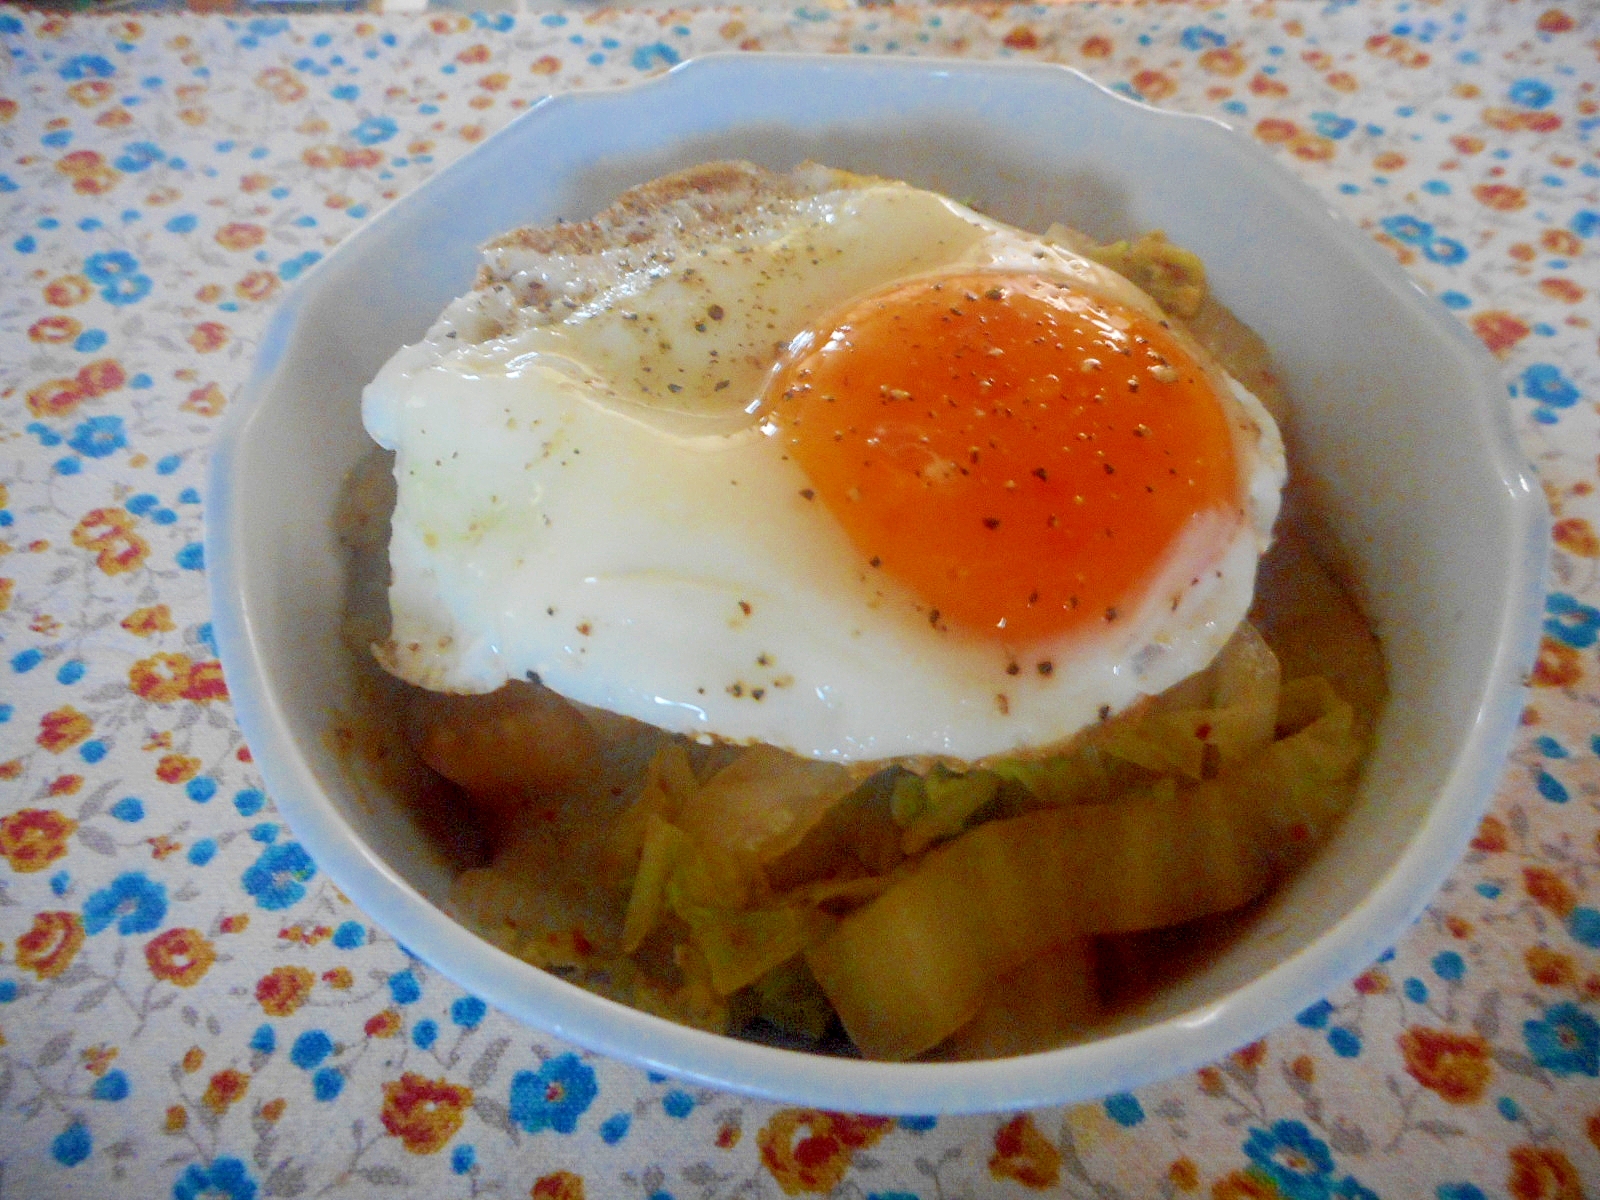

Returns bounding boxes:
[1521,364,1581,409]
[60,54,116,81]
[1523,1002,1600,1076]
[173,1157,258,1200]
[83,250,154,305]
[1179,25,1226,51]
[351,116,397,146]
[631,42,680,71]
[102,273,154,306]
[1508,78,1554,109]
[1545,593,1600,649]
[83,871,168,935]
[52,1121,92,1167]
[241,841,316,910]
[83,250,138,283]
[1243,1120,1336,1199]
[1380,215,1432,244]
[114,141,165,173]
[69,416,127,459]
[1311,111,1357,140]
[508,1053,598,1134]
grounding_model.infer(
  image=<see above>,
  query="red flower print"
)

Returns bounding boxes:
[121,604,175,637]
[145,928,217,986]
[531,1171,585,1200]
[1524,866,1577,918]
[758,1109,891,1195]
[1508,1145,1584,1200]
[38,707,92,754]
[156,753,202,784]
[72,508,150,575]
[130,652,193,704]
[1398,1027,1493,1104]
[44,275,93,306]
[1474,184,1528,212]
[182,382,229,416]
[188,321,230,353]
[1470,311,1531,357]
[28,316,82,344]
[27,377,88,420]
[76,359,126,398]
[215,223,265,252]
[0,809,78,873]
[255,965,315,1016]
[380,1073,473,1154]
[203,1068,250,1114]
[16,911,86,978]
[989,1113,1061,1189]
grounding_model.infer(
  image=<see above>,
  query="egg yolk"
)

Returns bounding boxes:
[768,271,1244,643]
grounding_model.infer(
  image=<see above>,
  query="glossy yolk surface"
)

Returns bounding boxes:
[768,272,1243,643]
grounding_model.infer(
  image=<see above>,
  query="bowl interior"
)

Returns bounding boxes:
[209,55,1545,1113]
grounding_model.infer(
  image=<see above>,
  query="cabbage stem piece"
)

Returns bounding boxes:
[806,685,1361,1062]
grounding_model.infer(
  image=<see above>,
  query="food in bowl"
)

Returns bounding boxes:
[352,161,1385,1062]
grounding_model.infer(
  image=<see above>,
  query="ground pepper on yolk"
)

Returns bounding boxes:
[769,271,1244,642]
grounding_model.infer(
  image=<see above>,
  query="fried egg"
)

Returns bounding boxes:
[362,162,1285,765]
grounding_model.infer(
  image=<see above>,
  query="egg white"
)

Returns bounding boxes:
[362,164,1285,765]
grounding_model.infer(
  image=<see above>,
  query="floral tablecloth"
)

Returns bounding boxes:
[2,1,1598,1196]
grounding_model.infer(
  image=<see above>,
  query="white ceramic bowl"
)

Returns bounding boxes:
[207,54,1547,1113]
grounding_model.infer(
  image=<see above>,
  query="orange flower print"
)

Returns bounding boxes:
[1553,516,1600,555]
[1474,184,1528,212]
[1200,46,1246,77]
[1471,311,1531,358]
[1508,1145,1584,1200]
[203,1068,250,1114]
[0,578,11,614]
[145,927,217,986]
[1531,638,1582,688]
[531,1171,586,1200]
[380,1073,473,1154]
[256,67,307,103]
[989,1113,1061,1189]
[256,965,315,1016]
[234,272,279,304]
[1526,946,1577,988]
[188,321,230,353]
[28,316,82,344]
[183,660,228,702]
[1002,26,1039,51]
[1524,866,1577,918]
[0,809,78,873]
[122,604,175,637]
[215,222,265,252]
[67,79,113,107]
[1132,70,1176,102]
[76,359,126,398]
[1397,1027,1493,1104]
[182,382,228,417]
[72,508,150,576]
[38,706,93,753]
[156,753,201,784]
[131,653,193,704]
[44,274,93,307]
[757,1109,892,1195]
[27,377,88,420]
[365,1008,402,1038]
[16,911,86,979]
